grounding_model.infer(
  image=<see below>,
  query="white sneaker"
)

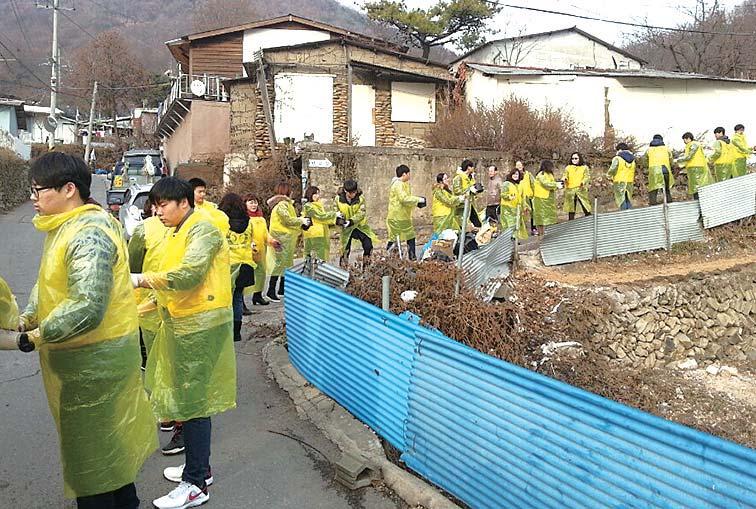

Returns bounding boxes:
[163,464,214,486]
[153,481,209,509]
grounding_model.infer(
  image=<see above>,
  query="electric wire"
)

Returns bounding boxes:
[488,1,756,37]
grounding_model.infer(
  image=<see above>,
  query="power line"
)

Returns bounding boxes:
[0,37,52,89]
[9,0,32,49]
[489,2,756,37]
[59,9,97,40]
[77,0,141,23]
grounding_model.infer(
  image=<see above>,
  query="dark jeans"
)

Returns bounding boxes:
[183,417,211,488]
[387,238,417,260]
[620,193,632,210]
[469,208,482,228]
[76,482,138,509]
[345,229,373,258]
[568,198,591,220]
[485,204,500,222]
[649,168,674,206]
[232,285,244,323]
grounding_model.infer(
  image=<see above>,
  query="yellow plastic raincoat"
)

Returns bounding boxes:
[142,210,236,421]
[128,215,167,354]
[532,171,558,226]
[562,165,592,213]
[246,216,269,293]
[452,169,482,219]
[196,200,230,236]
[709,138,736,182]
[21,204,156,498]
[302,200,337,260]
[500,181,528,239]
[0,275,19,330]
[608,153,636,208]
[677,141,712,195]
[642,144,674,192]
[267,195,303,276]
[431,185,462,234]
[334,191,378,255]
[731,132,751,177]
[387,178,421,241]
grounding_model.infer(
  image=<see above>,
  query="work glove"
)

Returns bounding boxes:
[342,220,352,228]
[130,273,144,289]
[416,197,427,208]
[301,217,313,230]
[335,216,347,227]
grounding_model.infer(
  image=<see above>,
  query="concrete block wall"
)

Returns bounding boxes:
[301,145,509,235]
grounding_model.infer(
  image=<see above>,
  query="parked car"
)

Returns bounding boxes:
[110,149,164,190]
[117,184,153,239]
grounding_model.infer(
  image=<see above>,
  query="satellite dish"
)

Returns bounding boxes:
[190,80,206,97]
[44,115,58,133]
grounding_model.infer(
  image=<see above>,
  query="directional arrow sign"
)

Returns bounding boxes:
[308,158,333,168]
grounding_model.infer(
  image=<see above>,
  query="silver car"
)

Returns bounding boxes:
[118,184,153,239]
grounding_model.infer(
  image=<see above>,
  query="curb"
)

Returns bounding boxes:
[262,336,461,509]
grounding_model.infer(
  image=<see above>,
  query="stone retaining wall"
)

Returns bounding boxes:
[591,266,756,369]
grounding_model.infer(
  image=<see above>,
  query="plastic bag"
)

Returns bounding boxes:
[0,276,19,330]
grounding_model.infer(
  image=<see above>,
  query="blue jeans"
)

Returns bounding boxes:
[620,193,632,210]
[232,285,244,323]
[182,417,211,488]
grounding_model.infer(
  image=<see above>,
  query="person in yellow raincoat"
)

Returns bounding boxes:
[266,182,310,302]
[515,160,537,235]
[219,192,256,342]
[189,177,229,235]
[127,196,167,360]
[243,194,277,306]
[452,159,482,228]
[562,152,592,219]
[334,179,378,267]
[639,134,675,205]
[133,177,236,508]
[533,160,560,236]
[387,164,425,260]
[302,186,338,261]
[708,127,736,182]
[608,143,636,210]
[500,169,529,240]
[18,152,156,508]
[432,172,463,234]
[731,124,754,177]
[675,132,713,198]
[0,275,18,330]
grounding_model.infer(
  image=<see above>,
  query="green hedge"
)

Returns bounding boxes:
[0,148,30,211]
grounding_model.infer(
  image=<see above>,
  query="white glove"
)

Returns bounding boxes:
[130,273,143,288]
[300,217,313,227]
[335,212,344,219]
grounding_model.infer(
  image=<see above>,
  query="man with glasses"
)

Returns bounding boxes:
[15,152,157,508]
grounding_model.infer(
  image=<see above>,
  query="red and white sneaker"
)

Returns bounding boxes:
[152,481,209,509]
[163,464,214,486]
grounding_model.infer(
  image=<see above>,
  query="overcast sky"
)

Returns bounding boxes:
[338,0,746,51]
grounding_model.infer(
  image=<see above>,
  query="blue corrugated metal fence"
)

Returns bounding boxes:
[284,270,756,508]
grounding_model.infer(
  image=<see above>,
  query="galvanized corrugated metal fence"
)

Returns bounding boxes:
[698,173,756,228]
[541,201,704,266]
[460,228,515,301]
[285,270,756,509]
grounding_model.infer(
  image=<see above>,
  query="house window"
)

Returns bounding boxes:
[274,73,334,143]
[390,82,436,123]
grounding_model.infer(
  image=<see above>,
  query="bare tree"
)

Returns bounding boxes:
[627,0,754,77]
[192,0,259,32]
[489,25,538,67]
[69,30,149,138]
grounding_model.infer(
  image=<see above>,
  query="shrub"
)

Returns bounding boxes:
[224,151,302,213]
[0,148,30,211]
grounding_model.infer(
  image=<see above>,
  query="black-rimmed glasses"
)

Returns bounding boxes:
[30,185,56,198]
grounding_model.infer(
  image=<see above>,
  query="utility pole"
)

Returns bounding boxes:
[84,81,98,165]
[48,0,59,150]
[37,0,73,149]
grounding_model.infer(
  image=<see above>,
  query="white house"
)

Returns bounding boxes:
[0,97,31,159]
[455,27,756,150]
[451,27,644,72]
[23,105,78,145]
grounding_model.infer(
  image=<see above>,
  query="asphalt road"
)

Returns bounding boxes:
[0,176,401,508]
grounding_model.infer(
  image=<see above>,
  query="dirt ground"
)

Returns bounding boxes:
[526,217,756,286]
